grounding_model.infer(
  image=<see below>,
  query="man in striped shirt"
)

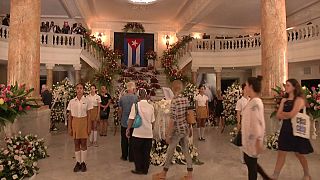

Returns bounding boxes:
[154,80,193,180]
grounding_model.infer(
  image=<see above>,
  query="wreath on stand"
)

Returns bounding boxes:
[222,83,242,126]
[123,22,145,33]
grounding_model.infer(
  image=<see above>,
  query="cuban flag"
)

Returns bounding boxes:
[124,38,145,67]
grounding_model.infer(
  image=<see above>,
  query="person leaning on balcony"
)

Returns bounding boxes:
[67,83,93,173]
[153,80,193,180]
[2,14,9,26]
[62,21,71,34]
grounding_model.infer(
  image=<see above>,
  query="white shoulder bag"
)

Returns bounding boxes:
[291,107,310,139]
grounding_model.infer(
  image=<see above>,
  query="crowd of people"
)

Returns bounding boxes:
[40,75,314,180]
[40,21,86,35]
[1,14,86,35]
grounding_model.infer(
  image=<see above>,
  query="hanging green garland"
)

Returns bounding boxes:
[83,32,122,88]
[161,35,193,82]
[123,22,145,33]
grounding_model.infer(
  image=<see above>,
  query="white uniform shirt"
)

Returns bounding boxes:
[195,94,209,107]
[236,96,249,115]
[87,94,101,107]
[67,96,93,118]
[241,98,265,158]
[129,100,155,139]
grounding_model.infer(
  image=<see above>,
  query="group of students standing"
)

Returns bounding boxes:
[66,76,314,180]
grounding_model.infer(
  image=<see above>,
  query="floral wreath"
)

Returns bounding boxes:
[123,22,145,33]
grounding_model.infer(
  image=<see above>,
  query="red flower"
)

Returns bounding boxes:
[19,106,23,111]
[26,106,31,110]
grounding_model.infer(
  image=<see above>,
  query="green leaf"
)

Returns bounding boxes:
[0,104,8,111]
[270,111,277,118]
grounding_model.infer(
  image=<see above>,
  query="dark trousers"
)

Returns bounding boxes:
[132,137,152,174]
[121,126,134,161]
[244,153,270,180]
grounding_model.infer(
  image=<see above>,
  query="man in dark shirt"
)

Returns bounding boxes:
[62,21,70,34]
[41,85,52,108]
[2,14,9,26]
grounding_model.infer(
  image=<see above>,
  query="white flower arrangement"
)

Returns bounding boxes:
[150,139,203,166]
[182,83,198,108]
[84,82,92,96]
[265,132,279,151]
[0,132,49,179]
[222,83,242,126]
[51,79,91,124]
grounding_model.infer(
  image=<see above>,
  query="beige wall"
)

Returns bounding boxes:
[252,60,320,83]
[0,64,7,84]
[288,60,320,83]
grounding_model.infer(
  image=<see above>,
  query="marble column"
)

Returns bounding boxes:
[261,0,288,134]
[46,64,55,90]
[191,67,198,85]
[7,0,41,96]
[215,67,222,92]
[73,64,82,84]
[261,0,288,97]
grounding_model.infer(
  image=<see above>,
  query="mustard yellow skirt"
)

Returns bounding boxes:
[196,106,208,119]
[89,107,99,122]
[72,117,88,139]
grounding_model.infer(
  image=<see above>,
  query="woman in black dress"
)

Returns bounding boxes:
[272,79,313,180]
[215,90,224,133]
[99,85,111,136]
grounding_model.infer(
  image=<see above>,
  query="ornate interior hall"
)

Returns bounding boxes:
[1,0,320,180]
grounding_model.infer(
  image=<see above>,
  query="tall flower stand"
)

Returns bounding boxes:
[312,119,318,140]
[147,58,155,67]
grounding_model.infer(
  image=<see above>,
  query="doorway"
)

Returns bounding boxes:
[221,79,238,93]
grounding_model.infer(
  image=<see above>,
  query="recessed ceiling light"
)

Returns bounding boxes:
[129,0,157,4]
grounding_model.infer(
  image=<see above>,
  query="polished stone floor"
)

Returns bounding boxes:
[35,127,320,180]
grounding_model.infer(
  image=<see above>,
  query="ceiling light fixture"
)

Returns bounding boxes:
[129,0,157,4]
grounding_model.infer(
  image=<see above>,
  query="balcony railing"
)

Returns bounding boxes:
[0,25,105,67]
[1,23,320,61]
[191,23,320,52]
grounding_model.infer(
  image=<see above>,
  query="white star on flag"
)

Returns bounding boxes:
[131,40,138,47]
